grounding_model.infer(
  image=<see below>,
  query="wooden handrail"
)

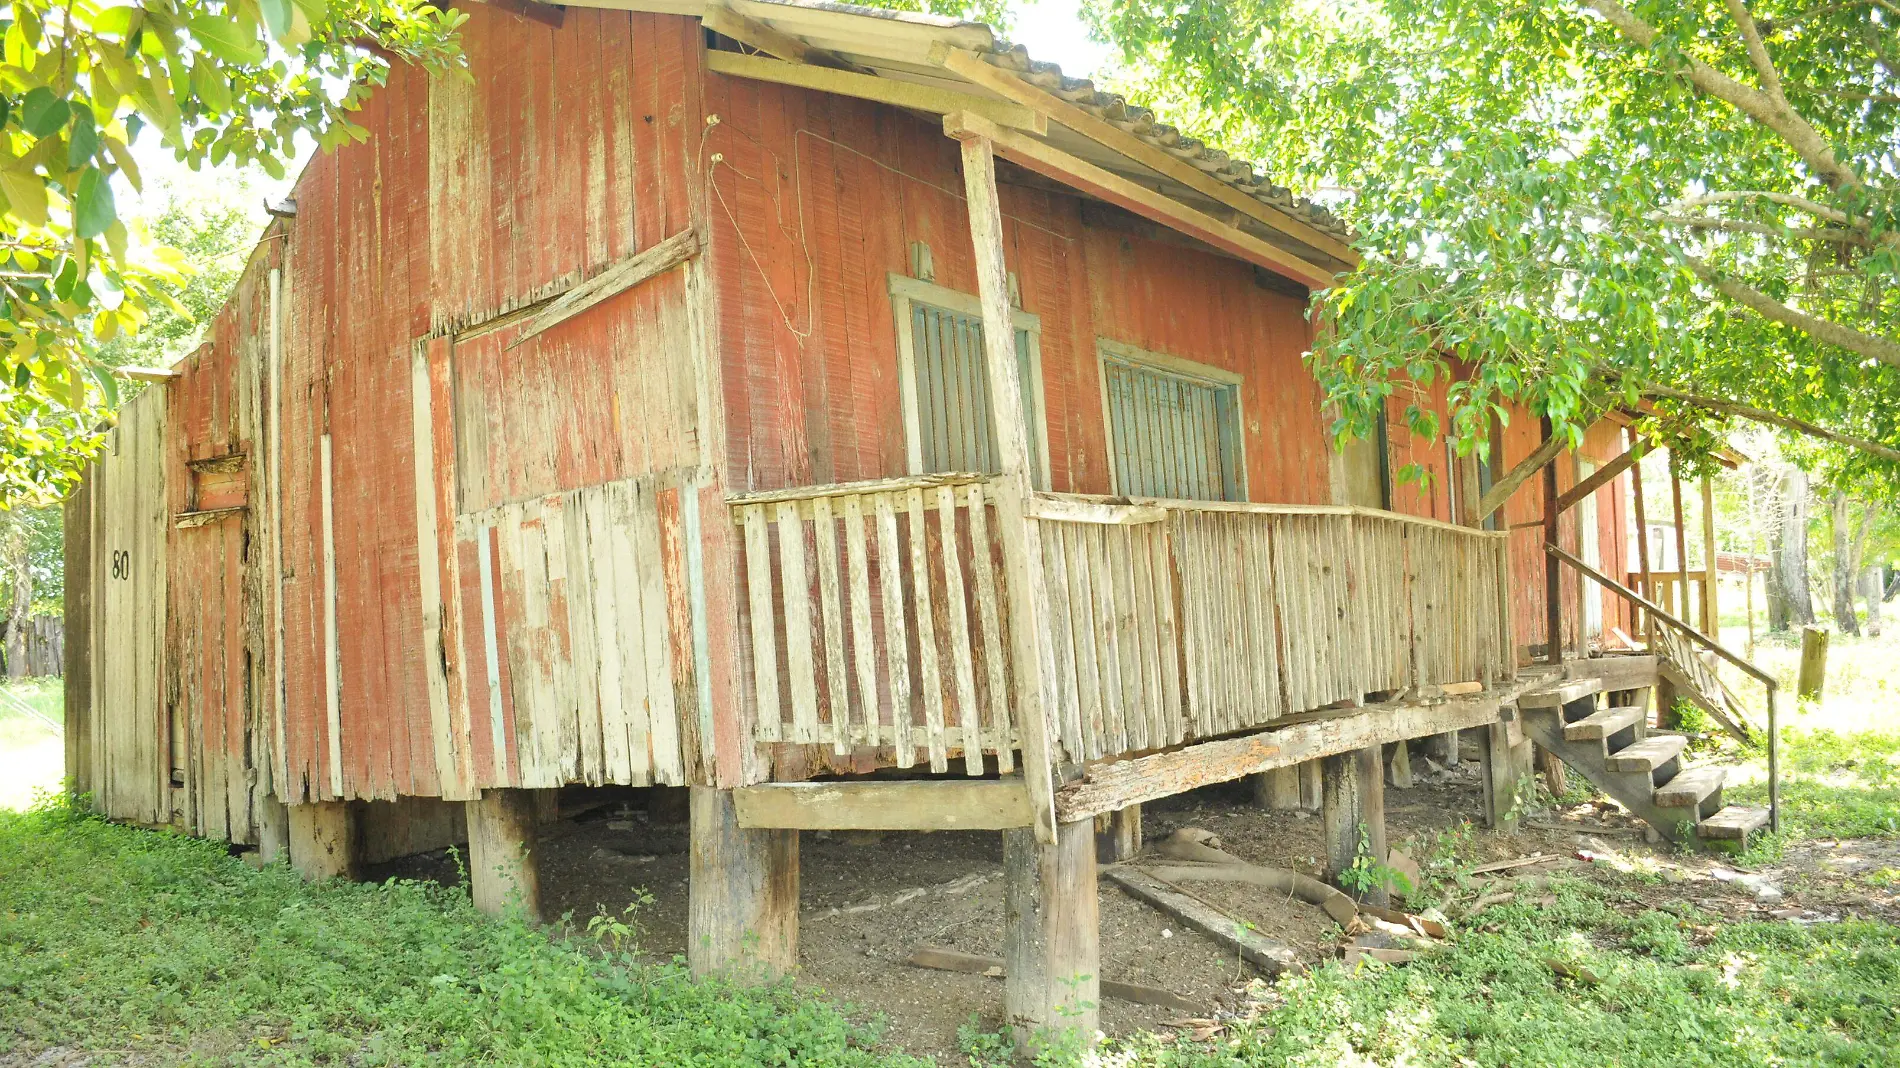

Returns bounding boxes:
[1547,543,1773,686]
[726,472,997,507]
[1039,490,1510,540]
[1549,541,1781,834]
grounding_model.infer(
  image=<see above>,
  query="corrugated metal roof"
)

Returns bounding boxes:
[559,0,1356,271]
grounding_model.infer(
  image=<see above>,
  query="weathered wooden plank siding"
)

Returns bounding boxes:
[700,76,1332,504]
[85,389,169,826]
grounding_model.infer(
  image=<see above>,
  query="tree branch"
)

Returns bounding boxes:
[1722,0,1788,104]
[1683,254,1900,370]
[1667,190,1863,229]
[1655,214,1871,245]
[1578,0,1865,190]
[1604,372,1900,463]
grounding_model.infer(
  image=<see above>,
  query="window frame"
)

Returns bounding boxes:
[1095,338,1248,503]
[888,273,1051,489]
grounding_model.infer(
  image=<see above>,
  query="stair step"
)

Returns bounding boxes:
[1565,705,1644,742]
[1520,679,1602,710]
[1698,806,1771,841]
[1655,765,1726,807]
[1603,734,1687,772]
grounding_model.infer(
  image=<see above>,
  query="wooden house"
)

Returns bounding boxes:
[63,0,1772,1047]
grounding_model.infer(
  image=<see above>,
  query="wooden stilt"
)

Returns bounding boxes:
[1655,673,1680,729]
[467,789,543,922]
[1003,819,1099,1053]
[1480,722,1531,832]
[256,796,291,865]
[1386,740,1414,788]
[688,786,799,981]
[1536,745,1567,800]
[1298,759,1323,811]
[1253,766,1302,810]
[1321,746,1388,906]
[288,801,356,882]
[1424,730,1460,768]
[1094,805,1142,863]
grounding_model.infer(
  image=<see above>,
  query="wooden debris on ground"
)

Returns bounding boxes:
[1149,828,1359,923]
[1102,867,1303,976]
[1465,853,1556,875]
[904,946,1199,1011]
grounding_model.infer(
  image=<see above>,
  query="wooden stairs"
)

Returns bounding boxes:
[1516,677,1769,850]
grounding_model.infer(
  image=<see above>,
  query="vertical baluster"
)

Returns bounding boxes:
[741,505,781,743]
[811,496,851,755]
[875,493,914,765]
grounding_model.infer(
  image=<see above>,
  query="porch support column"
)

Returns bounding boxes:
[1701,475,1719,634]
[1321,746,1388,906]
[288,801,356,882]
[1095,805,1142,863]
[1004,820,1100,1053]
[467,788,543,922]
[1479,720,1534,832]
[688,786,799,981]
[1424,730,1460,768]
[1541,416,1562,666]
[951,118,1059,845]
[1299,759,1324,810]
[1253,766,1302,810]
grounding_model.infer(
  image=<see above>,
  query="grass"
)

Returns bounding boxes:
[0,795,921,1067]
[1102,875,1900,1067]
[0,675,64,811]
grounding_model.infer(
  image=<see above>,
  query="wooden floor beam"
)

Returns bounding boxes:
[1003,820,1099,1053]
[689,787,799,981]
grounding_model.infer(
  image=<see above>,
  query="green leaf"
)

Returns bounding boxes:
[20,87,69,137]
[13,363,29,390]
[186,15,266,65]
[90,363,121,408]
[257,0,294,41]
[0,168,48,227]
[73,167,116,240]
[66,109,99,169]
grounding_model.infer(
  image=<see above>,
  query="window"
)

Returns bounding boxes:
[1099,341,1245,502]
[889,274,1048,488]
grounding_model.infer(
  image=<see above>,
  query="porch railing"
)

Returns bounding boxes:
[730,475,1515,773]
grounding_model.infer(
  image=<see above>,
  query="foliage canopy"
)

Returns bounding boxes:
[0,0,464,505]
[1087,0,1900,490]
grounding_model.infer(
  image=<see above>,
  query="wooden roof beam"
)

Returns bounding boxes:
[705,50,1047,134]
[933,46,1359,269]
[701,1,857,69]
[942,111,1336,289]
[1555,442,1640,512]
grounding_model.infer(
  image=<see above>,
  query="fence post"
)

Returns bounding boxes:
[1796,624,1828,703]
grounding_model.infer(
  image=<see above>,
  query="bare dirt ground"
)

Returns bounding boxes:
[373,754,1899,1063]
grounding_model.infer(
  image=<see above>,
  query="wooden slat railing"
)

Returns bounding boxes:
[730,478,1516,773]
[731,474,1017,775]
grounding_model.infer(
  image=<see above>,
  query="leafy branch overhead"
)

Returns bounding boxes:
[1086,0,1899,489]
[0,0,464,504]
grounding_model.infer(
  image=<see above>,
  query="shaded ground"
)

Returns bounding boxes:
[372,745,1900,1062]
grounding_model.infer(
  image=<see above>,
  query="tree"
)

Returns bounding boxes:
[1085,0,1899,489]
[0,0,464,506]
[1770,465,1815,628]
[0,503,63,675]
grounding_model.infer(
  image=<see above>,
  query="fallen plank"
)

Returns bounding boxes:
[905,946,1199,1011]
[1356,904,1448,940]
[1103,868,1302,976]
[1464,853,1554,875]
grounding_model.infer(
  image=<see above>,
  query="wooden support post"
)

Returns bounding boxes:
[688,786,799,981]
[288,801,356,882]
[1671,460,1691,631]
[952,122,1060,845]
[1797,624,1829,703]
[467,789,543,922]
[1540,417,1563,666]
[1299,759,1324,811]
[1479,722,1530,832]
[1386,740,1414,788]
[1654,673,1679,729]
[1321,747,1387,906]
[1253,766,1302,810]
[1003,820,1099,1052]
[1629,430,1653,641]
[1095,805,1142,863]
[1537,747,1567,800]
[256,796,291,866]
[1424,730,1460,768]
[1701,475,1719,637]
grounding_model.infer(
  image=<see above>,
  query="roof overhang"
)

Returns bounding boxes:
[534,0,1360,287]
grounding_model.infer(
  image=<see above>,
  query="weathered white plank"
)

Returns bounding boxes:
[906,487,948,773]
[966,485,1015,772]
[631,482,680,784]
[741,505,782,743]
[584,485,630,784]
[606,481,654,785]
[775,501,821,744]
[841,494,879,750]
[936,486,984,775]
[874,493,915,767]
[810,495,852,754]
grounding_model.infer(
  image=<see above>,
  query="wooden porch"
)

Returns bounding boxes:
[729,472,1516,798]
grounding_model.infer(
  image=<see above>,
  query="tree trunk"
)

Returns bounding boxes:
[1865,567,1883,638]
[1832,493,1861,637]
[1770,469,1814,628]
[1,519,28,679]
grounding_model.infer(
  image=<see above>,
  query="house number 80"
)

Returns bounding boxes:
[110,550,130,580]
